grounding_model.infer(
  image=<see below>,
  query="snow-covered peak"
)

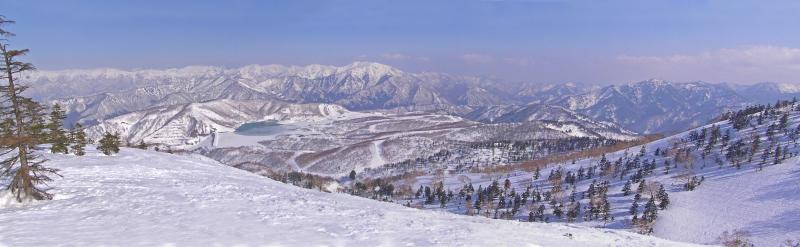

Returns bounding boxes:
[25,65,226,81]
[638,78,668,87]
[233,64,339,80]
[777,82,800,93]
[228,62,405,80]
[23,67,134,81]
[337,61,403,78]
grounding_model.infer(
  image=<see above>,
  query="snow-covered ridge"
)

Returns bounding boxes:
[86,99,352,149]
[25,62,400,82]
[0,148,697,246]
[26,61,800,135]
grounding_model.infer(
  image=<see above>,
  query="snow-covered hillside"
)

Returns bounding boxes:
[656,154,800,245]
[379,100,800,246]
[200,110,638,176]
[86,99,352,149]
[0,148,694,246]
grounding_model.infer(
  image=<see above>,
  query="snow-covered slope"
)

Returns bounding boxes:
[200,111,639,176]
[656,155,800,245]
[465,103,637,139]
[388,100,800,246]
[0,148,695,246]
[86,99,351,148]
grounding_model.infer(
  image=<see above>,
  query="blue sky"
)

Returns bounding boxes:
[3,0,800,84]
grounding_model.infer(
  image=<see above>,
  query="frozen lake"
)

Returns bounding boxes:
[234,120,287,136]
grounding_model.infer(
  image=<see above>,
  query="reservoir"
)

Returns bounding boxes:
[234,120,287,136]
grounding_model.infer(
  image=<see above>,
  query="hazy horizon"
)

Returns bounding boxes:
[4,0,800,85]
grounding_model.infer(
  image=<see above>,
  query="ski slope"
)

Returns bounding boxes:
[0,148,696,246]
[655,155,800,245]
[394,103,800,246]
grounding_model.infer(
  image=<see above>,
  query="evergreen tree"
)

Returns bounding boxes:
[97,131,120,155]
[537,204,546,222]
[750,134,760,163]
[600,193,611,223]
[637,179,646,194]
[622,180,632,196]
[630,200,639,216]
[47,103,68,154]
[70,123,87,156]
[0,17,60,202]
[552,204,563,219]
[780,113,789,130]
[348,170,356,180]
[657,185,670,209]
[21,98,46,145]
[642,197,658,223]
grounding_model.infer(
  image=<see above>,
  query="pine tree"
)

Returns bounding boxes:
[21,98,46,145]
[642,197,658,223]
[637,179,646,194]
[70,123,87,156]
[750,134,760,163]
[47,103,68,154]
[98,131,120,155]
[0,17,60,202]
[629,200,639,216]
[537,204,546,222]
[349,170,356,180]
[552,204,563,219]
[622,180,632,196]
[780,113,789,130]
[657,185,670,209]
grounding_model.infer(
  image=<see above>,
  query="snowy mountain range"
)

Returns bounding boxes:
[553,80,748,134]
[24,62,797,136]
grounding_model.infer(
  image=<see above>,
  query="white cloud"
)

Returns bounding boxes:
[616,46,800,83]
[380,53,410,60]
[461,53,495,64]
[415,56,431,62]
[618,46,800,66]
[378,53,430,63]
